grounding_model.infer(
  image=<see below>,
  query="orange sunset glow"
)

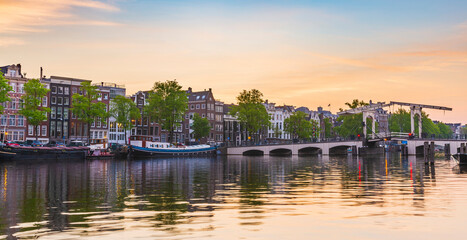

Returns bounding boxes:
[1,0,466,123]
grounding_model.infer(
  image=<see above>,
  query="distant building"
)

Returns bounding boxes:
[184,88,223,144]
[223,104,247,146]
[94,82,128,145]
[263,100,293,140]
[0,64,27,142]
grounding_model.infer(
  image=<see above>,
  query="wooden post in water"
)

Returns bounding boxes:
[445,144,450,158]
[461,143,465,154]
[430,141,435,163]
[352,146,358,156]
[424,142,429,163]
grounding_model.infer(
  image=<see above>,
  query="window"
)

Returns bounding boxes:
[196,104,200,109]
[191,104,194,110]
[57,107,62,119]
[9,115,15,126]
[97,118,101,128]
[18,84,24,93]
[202,104,206,109]
[64,97,69,105]
[103,94,108,100]
[11,99,16,110]
[63,108,69,119]
[72,87,77,94]
[10,83,16,93]
[28,125,34,135]
[51,97,56,104]
[57,97,62,105]
[51,107,56,119]
[57,121,62,138]
[51,86,57,93]
[42,125,47,136]
[17,116,24,126]
[64,87,69,95]
[63,122,68,137]
[42,97,47,107]
[0,115,6,126]
[19,131,24,141]
[58,87,63,94]
[110,122,116,132]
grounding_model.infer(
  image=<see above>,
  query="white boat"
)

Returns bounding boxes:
[129,135,217,157]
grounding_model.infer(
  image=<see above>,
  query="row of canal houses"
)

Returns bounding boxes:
[1,64,330,146]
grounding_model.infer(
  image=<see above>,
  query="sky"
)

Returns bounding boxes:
[1,0,466,123]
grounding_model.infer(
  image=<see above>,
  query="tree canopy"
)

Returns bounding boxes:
[192,113,211,141]
[18,79,50,140]
[0,72,13,114]
[109,95,140,144]
[284,111,314,140]
[229,89,270,142]
[145,80,188,143]
[71,81,108,144]
[334,99,369,138]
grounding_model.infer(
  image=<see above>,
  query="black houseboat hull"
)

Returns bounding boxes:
[0,146,89,160]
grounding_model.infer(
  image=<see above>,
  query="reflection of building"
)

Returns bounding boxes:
[0,64,27,142]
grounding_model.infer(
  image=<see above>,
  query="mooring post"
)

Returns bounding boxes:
[352,146,358,156]
[445,143,450,158]
[461,143,465,154]
[430,141,435,163]
[424,142,429,163]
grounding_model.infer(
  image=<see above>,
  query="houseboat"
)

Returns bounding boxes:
[0,145,89,160]
[129,135,217,157]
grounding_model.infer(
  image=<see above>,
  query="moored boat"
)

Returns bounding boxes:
[0,146,89,160]
[129,135,216,157]
[452,153,467,165]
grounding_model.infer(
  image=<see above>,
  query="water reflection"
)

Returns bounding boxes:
[0,154,466,239]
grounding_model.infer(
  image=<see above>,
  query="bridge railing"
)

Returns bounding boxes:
[223,137,361,148]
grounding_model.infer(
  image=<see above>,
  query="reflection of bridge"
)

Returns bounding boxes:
[226,139,467,156]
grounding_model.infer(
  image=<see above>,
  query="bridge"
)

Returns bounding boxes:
[226,139,467,156]
[227,141,363,156]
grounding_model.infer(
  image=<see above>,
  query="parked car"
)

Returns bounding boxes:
[5,141,20,147]
[45,141,66,147]
[25,140,44,147]
[68,141,87,147]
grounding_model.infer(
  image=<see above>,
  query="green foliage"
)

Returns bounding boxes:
[334,113,363,138]
[461,126,467,136]
[389,108,449,138]
[145,80,188,143]
[71,81,108,143]
[18,79,50,139]
[389,108,411,132]
[334,99,369,138]
[110,95,140,144]
[284,111,314,140]
[192,113,211,141]
[345,99,369,109]
[229,89,270,142]
[324,118,333,138]
[0,72,13,114]
[437,122,453,139]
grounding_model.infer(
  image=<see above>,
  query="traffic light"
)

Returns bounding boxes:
[408,133,414,139]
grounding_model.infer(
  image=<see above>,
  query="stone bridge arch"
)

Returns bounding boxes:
[270,148,293,156]
[329,145,351,155]
[243,149,264,156]
[298,146,322,156]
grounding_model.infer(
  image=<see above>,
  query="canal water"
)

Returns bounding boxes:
[1,155,467,239]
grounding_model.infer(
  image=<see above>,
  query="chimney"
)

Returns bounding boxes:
[188,87,192,93]
[209,88,212,92]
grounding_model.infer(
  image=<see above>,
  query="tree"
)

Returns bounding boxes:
[229,89,270,142]
[334,99,369,138]
[437,122,453,139]
[323,118,333,138]
[71,82,108,144]
[18,79,50,140]
[284,111,313,140]
[0,72,13,114]
[145,80,188,143]
[388,108,441,137]
[109,95,140,145]
[192,113,210,141]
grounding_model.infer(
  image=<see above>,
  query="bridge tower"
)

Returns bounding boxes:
[410,106,422,138]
